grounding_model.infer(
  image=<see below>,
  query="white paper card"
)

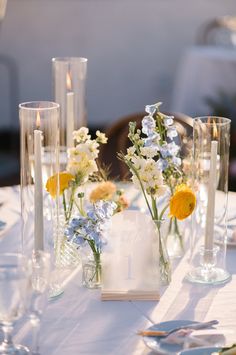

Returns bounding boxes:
[101,210,159,300]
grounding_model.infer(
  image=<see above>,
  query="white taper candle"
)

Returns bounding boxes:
[34,129,44,251]
[205,140,218,250]
[66,91,74,149]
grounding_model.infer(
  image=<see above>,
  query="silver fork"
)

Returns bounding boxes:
[161,319,219,338]
[139,320,219,337]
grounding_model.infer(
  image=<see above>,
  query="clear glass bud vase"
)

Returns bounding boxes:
[165,217,185,259]
[153,219,171,285]
[82,252,102,289]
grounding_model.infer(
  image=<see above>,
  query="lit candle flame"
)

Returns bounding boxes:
[66,72,72,91]
[213,119,218,139]
[36,111,40,129]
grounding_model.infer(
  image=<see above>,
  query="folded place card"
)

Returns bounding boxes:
[101,210,160,301]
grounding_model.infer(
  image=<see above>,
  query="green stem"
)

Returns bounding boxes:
[126,160,154,220]
[74,196,86,217]
[66,185,76,223]
[174,217,184,251]
[62,191,67,221]
[159,203,169,221]
[151,197,158,220]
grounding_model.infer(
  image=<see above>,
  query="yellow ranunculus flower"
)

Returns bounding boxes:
[46,172,74,198]
[90,181,116,203]
[169,184,196,220]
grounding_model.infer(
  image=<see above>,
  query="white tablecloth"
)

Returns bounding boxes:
[171,45,236,118]
[0,186,236,354]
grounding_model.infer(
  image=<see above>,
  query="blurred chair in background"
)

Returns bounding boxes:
[196,16,236,48]
[99,112,193,180]
[0,0,7,23]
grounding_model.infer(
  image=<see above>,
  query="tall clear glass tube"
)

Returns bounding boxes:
[19,101,59,253]
[187,116,231,284]
[52,57,88,168]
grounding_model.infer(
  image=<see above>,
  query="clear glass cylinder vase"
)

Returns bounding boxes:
[19,101,64,297]
[20,101,60,255]
[153,219,171,286]
[188,116,231,284]
[52,57,88,169]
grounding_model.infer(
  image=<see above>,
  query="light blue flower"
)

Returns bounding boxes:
[172,156,182,166]
[167,141,180,156]
[163,116,174,127]
[102,201,117,218]
[66,200,116,254]
[87,210,98,221]
[142,115,156,136]
[72,234,86,246]
[70,217,86,228]
[167,127,178,139]
[64,226,75,239]
[145,102,162,115]
[144,132,160,148]
[157,158,169,171]
[160,144,171,158]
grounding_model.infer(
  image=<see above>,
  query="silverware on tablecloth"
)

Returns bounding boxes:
[138,319,219,337]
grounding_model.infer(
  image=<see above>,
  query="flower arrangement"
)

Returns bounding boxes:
[65,200,117,287]
[46,127,108,223]
[46,126,129,275]
[118,102,196,284]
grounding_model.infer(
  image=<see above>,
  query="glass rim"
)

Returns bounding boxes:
[52,57,88,63]
[19,101,60,111]
[193,116,231,126]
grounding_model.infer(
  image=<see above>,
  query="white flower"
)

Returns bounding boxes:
[130,156,146,171]
[125,146,136,160]
[67,158,98,181]
[73,127,91,143]
[96,130,108,144]
[140,146,157,158]
[72,142,99,160]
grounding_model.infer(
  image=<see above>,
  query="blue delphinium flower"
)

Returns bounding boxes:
[66,200,117,254]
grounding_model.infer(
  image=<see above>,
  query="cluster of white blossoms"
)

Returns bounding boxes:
[124,102,182,198]
[67,127,107,184]
[130,156,167,197]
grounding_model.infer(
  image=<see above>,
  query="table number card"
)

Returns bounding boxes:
[101,210,160,301]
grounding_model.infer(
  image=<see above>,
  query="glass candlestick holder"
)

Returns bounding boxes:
[187,116,231,285]
[52,57,88,168]
[19,101,63,297]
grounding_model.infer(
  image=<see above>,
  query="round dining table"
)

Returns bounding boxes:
[0,185,236,355]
